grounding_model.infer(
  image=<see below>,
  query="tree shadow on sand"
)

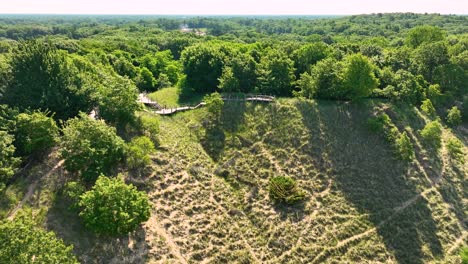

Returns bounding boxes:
[45,194,149,264]
[296,99,444,264]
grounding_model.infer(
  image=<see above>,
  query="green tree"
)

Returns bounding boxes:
[446,137,465,163]
[395,132,415,161]
[3,40,92,120]
[0,131,20,191]
[307,58,343,99]
[296,71,317,99]
[79,175,151,235]
[165,63,180,85]
[181,42,232,92]
[413,41,450,82]
[0,216,78,263]
[420,99,436,117]
[136,67,156,91]
[446,106,462,127]
[433,63,466,94]
[420,120,443,148]
[98,74,140,127]
[126,136,155,169]
[204,92,224,119]
[229,54,257,93]
[341,54,378,100]
[60,113,125,182]
[406,26,445,48]
[257,49,295,96]
[292,42,330,76]
[14,111,59,155]
[392,70,426,104]
[218,66,240,92]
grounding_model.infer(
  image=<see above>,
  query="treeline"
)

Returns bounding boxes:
[0,13,467,40]
[0,14,466,261]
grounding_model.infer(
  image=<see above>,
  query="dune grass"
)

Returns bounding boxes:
[147,87,205,108]
[7,98,465,263]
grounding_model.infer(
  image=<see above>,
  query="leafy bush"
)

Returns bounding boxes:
[60,113,125,182]
[446,137,465,163]
[367,113,399,142]
[446,106,462,127]
[420,120,443,148]
[420,99,436,117]
[138,114,160,143]
[126,136,155,169]
[204,92,224,119]
[395,132,415,161]
[0,215,78,263]
[14,111,59,155]
[0,131,21,192]
[63,181,86,210]
[368,114,414,161]
[461,247,468,264]
[269,176,306,204]
[79,175,151,235]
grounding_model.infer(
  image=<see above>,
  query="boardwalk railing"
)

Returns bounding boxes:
[141,93,275,116]
[137,93,162,109]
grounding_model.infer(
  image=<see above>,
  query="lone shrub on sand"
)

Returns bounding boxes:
[269,176,305,204]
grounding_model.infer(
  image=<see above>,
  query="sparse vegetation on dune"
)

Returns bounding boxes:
[0,12,466,263]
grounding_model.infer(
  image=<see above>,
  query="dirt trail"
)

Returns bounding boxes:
[311,186,435,264]
[145,214,188,264]
[447,232,467,254]
[7,160,64,221]
[209,175,262,263]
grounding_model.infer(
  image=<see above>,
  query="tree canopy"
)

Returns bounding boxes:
[78,175,151,235]
[60,113,125,182]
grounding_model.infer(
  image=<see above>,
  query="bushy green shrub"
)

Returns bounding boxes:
[446,137,465,163]
[420,120,443,148]
[0,215,78,263]
[138,114,160,143]
[446,106,462,127]
[269,176,305,204]
[395,132,415,161]
[367,113,399,142]
[126,136,155,169]
[420,99,436,117]
[63,181,85,210]
[78,175,151,235]
[14,111,59,155]
[60,113,125,182]
[0,131,21,192]
[368,114,414,161]
[461,247,468,264]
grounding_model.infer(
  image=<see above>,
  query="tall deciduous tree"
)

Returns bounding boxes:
[292,42,330,76]
[181,42,232,92]
[341,54,378,100]
[3,40,92,120]
[257,49,295,96]
[98,74,140,127]
[406,26,445,48]
[0,131,20,191]
[60,113,125,182]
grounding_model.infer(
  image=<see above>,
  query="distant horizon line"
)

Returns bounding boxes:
[0,12,466,16]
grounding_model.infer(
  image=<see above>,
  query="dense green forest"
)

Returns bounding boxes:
[0,13,467,263]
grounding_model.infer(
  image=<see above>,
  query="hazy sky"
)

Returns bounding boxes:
[0,0,467,15]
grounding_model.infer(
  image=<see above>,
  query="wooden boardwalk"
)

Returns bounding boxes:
[138,93,274,116]
[154,102,206,115]
[138,93,162,109]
